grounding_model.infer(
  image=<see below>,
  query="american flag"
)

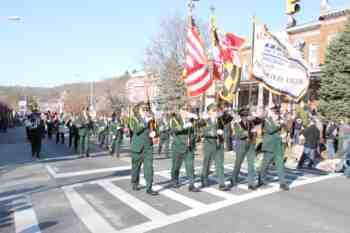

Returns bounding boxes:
[182,24,212,97]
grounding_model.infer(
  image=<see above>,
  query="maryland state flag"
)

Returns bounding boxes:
[211,16,245,103]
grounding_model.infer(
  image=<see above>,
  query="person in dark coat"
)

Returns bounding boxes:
[29,110,45,159]
[297,120,320,169]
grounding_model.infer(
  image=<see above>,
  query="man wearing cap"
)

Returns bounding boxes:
[129,103,158,195]
[200,103,233,191]
[230,107,262,190]
[169,105,200,192]
[76,108,94,158]
[258,105,289,191]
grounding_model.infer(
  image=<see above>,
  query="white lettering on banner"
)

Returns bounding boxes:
[253,24,310,100]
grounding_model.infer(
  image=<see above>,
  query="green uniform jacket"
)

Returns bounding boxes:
[73,117,86,136]
[202,119,218,145]
[158,119,170,140]
[110,120,123,140]
[170,116,194,153]
[96,120,108,134]
[262,117,283,153]
[129,116,152,153]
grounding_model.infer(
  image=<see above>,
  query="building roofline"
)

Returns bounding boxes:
[287,6,350,34]
[319,7,350,20]
[287,21,321,34]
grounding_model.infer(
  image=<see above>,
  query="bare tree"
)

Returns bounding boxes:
[143,13,209,111]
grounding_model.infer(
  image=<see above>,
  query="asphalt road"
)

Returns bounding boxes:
[0,127,349,233]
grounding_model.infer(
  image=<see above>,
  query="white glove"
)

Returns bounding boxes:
[217,129,224,135]
[202,112,209,120]
[145,117,153,123]
[117,127,121,130]
[112,135,116,139]
[188,113,198,120]
[149,131,156,138]
[184,122,193,128]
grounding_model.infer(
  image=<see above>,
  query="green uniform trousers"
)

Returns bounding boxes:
[79,134,90,157]
[231,140,256,186]
[158,133,170,156]
[171,150,195,184]
[131,147,154,190]
[111,135,122,157]
[259,151,286,185]
[201,143,225,186]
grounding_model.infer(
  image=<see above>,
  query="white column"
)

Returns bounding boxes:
[258,83,264,108]
[268,91,273,107]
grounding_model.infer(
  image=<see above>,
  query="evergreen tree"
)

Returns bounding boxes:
[319,18,350,122]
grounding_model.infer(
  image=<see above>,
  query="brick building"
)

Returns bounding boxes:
[125,71,160,113]
[236,1,350,110]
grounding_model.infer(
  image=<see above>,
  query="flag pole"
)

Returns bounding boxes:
[248,15,256,108]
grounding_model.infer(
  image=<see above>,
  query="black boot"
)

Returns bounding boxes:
[132,183,140,191]
[257,175,266,187]
[201,178,208,188]
[228,179,236,188]
[146,188,159,196]
[248,185,258,191]
[188,184,200,192]
[280,184,289,191]
[218,185,231,191]
[172,179,180,188]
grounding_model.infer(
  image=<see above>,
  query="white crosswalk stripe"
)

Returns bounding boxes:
[99,180,167,221]
[62,186,116,233]
[13,197,42,233]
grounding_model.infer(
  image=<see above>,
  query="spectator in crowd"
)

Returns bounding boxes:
[24,115,32,141]
[57,114,66,144]
[297,120,320,169]
[326,121,338,159]
[66,114,75,148]
[338,120,350,157]
[46,111,54,140]
[292,116,303,145]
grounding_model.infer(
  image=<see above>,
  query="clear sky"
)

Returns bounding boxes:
[0,0,348,87]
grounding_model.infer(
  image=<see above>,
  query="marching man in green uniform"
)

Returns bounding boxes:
[230,107,262,190]
[110,112,123,158]
[130,103,158,195]
[169,105,200,192]
[258,105,289,191]
[76,108,94,158]
[200,103,233,191]
[97,115,108,148]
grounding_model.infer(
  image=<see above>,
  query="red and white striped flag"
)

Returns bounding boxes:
[182,24,212,97]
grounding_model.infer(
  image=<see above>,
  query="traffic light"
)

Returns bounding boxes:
[286,0,301,15]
